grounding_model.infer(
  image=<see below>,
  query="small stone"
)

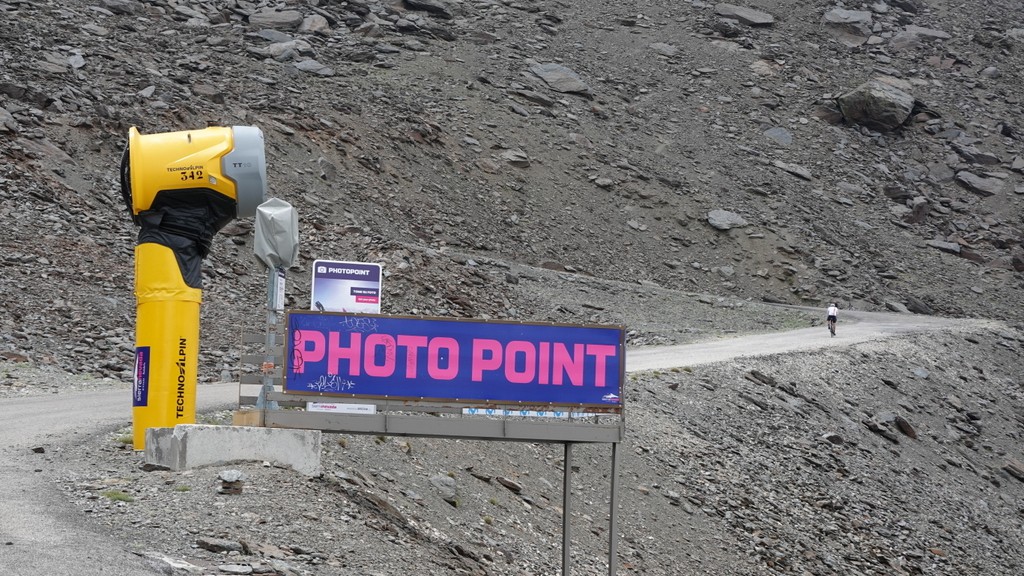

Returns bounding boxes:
[495,476,523,493]
[707,209,748,230]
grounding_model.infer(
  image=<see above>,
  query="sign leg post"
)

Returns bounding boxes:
[608,441,621,576]
[562,441,574,576]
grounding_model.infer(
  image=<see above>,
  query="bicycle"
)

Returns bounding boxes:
[827,317,836,337]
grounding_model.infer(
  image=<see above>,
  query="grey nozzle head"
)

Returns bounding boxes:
[223,126,267,218]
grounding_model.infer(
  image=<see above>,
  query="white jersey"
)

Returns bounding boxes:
[827,305,838,317]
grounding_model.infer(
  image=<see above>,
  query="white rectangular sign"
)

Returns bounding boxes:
[310,260,382,314]
[307,402,378,415]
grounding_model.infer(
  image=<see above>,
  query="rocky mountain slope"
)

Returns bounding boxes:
[1,0,1022,378]
[1,0,1023,574]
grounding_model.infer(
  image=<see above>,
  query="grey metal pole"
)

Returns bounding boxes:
[608,441,621,576]
[256,267,283,412]
[562,442,574,576]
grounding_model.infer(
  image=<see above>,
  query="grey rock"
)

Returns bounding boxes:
[1002,122,1021,140]
[295,59,336,76]
[711,18,744,38]
[771,159,813,180]
[495,476,523,493]
[249,10,305,30]
[139,553,204,574]
[218,470,245,483]
[885,301,911,313]
[763,127,792,146]
[500,149,530,167]
[894,415,918,439]
[822,432,844,444]
[837,80,915,132]
[1004,458,1024,482]
[955,171,1005,197]
[979,66,1001,79]
[714,4,774,26]
[257,29,294,43]
[430,473,457,498]
[513,89,555,107]
[707,209,748,230]
[890,0,923,13]
[904,296,933,315]
[650,42,678,57]
[197,537,245,553]
[904,25,952,40]
[99,0,137,15]
[906,196,929,224]
[258,40,312,61]
[404,0,454,20]
[952,143,1000,165]
[888,31,922,51]
[529,63,592,98]
[836,182,866,197]
[822,9,873,39]
[217,565,254,575]
[927,162,955,183]
[299,15,332,36]
[0,108,17,132]
[863,417,900,443]
[926,240,961,254]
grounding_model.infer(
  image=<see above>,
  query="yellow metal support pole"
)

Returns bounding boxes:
[132,243,202,449]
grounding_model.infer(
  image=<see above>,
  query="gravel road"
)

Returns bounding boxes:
[0,384,238,576]
[627,309,998,371]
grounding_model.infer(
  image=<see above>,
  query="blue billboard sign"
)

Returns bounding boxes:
[284,312,624,407]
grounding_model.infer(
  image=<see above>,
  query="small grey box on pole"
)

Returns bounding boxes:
[253,198,299,410]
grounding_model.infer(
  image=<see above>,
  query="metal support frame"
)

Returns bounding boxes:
[250,401,623,575]
[609,441,620,576]
[562,442,573,576]
[238,319,625,575]
[559,441,621,576]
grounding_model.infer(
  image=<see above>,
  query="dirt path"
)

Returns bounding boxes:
[627,309,998,372]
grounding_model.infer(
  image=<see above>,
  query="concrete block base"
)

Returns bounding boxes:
[145,424,322,477]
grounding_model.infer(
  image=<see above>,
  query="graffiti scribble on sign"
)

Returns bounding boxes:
[338,316,378,333]
[307,374,357,393]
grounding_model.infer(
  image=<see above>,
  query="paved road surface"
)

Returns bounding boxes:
[0,310,993,574]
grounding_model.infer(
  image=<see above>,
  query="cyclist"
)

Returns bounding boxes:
[826,303,838,336]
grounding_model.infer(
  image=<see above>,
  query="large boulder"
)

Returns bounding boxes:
[836,80,915,132]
